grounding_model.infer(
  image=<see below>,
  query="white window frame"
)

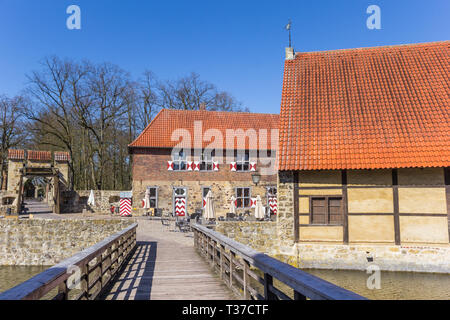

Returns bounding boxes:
[235,187,251,208]
[172,149,187,171]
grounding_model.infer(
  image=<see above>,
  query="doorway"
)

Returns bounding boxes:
[173,187,187,217]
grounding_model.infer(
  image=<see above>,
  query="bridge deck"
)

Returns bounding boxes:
[100,220,237,300]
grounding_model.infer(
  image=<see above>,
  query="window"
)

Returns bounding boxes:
[311,196,343,225]
[147,187,158,208]
[236,151,250,171]
[202,187,211,198]
[266,186,277,197]
[236,187,251,208]
[200,150,215,171]
[172,150,187,171]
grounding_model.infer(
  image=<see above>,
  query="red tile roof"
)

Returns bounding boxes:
[27,150,52,162]
[8,149,24,160]
[279,41,450,171]
[54,151,71,162]
[129,109,279,150]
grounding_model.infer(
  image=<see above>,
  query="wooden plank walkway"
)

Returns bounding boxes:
[100,219,238,300]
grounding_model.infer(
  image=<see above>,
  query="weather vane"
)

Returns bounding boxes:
[285,19,292,47]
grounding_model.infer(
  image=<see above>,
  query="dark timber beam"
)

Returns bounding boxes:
[444,167,450,243]
[392,169,400,245]
[293,171,299,243]
[342,170,349,244]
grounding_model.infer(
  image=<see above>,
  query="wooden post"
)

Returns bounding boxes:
[219,245,224,280]
[229,251,235,289]
[263,273,277,300]
[211,240,215,267]
[243,260,248,300]
[80,265,88,299]
[58,280,68,300]
[294,290,307,300]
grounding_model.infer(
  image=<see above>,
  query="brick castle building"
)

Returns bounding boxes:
[129,108,279,217]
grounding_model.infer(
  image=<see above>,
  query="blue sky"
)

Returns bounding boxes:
[0,0,448,114]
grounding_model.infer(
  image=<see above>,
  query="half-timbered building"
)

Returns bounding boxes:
[278,41,450,245]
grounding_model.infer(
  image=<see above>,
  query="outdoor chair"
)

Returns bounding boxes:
[175,218,191,233]
[154,208,162,217]
[226,212,235,220]
[161,217,170,229]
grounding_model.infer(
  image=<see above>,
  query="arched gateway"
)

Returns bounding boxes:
[5,149,70,214]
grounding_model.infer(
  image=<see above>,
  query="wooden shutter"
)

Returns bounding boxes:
[328,197,343,224]
[311,198,327,224]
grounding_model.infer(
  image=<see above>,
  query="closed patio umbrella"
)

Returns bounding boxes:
[87,190,95,207]
[254,195,265,220]
[229,196,236,214]
[204,190,216,220]
[144,189,150,209]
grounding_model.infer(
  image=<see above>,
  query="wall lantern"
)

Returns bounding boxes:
[251,171,261,186]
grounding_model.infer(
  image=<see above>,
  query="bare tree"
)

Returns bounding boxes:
[0,95,27,189]
[23,57,247,191]
[158,72,246,112]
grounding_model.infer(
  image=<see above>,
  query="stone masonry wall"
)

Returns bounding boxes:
[215,221,278,254]
[276,171,296,253]
[215,221,450,273]
[280,243,450,274]
[61,190,125,214]
[0,219,135,265]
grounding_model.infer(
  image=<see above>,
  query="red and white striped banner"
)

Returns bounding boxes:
[175,197,186,216]
[120,198,132,216]
[268,196,277,214]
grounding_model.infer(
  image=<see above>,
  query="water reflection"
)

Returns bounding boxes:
[304,269,450,300]
[0,266,49,293]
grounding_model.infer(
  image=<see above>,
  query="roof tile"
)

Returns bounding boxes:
[279,41,450,170]
[129,109,279,150]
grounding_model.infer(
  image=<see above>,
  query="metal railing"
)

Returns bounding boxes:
[192,224,367,300]
[0,223,137,300]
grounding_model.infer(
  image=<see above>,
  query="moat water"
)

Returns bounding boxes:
[0,266,449,299]
[0,266,49,293]
[303,268,450,300]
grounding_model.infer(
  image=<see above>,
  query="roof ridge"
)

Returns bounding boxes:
[161,108,279,116]
[294,40,450,57]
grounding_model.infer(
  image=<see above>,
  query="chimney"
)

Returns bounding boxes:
[199,102,206,111]
[285,47,295,60]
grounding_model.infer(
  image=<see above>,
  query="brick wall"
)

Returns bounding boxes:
[131,148,277,217]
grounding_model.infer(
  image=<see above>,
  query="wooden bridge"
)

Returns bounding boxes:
[0,219,366,301]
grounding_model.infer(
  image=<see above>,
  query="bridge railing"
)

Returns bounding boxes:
[0,223,138,300]
[192,224,367,300]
